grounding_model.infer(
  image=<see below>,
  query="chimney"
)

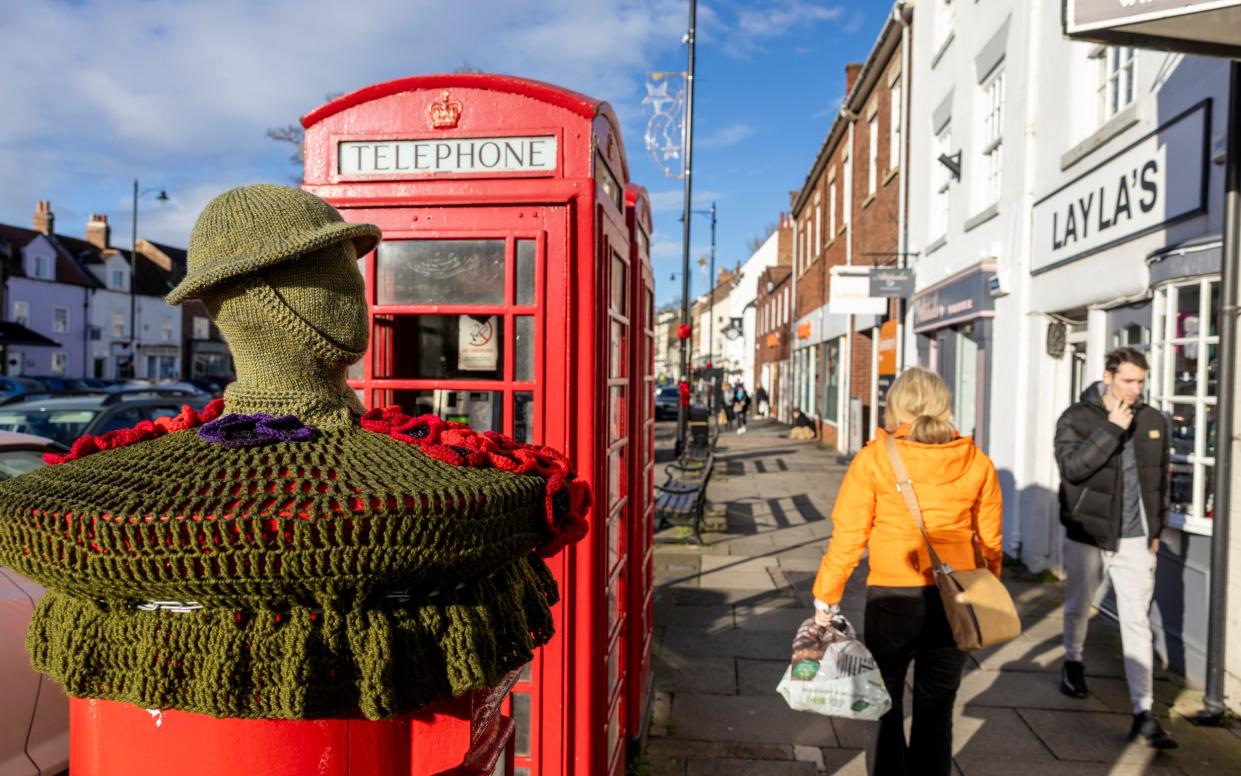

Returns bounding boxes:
[86,213,111,249]
[33,201,54,234]
[845,63,864,96]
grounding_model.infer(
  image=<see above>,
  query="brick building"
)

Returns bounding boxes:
[787,7,909,451]
[753,263,792,421]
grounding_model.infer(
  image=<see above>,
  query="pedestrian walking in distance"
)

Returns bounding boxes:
[733,382,750,434]
[811,367,1003,776]
[754,383,769,418]
[1055,347,1176,749]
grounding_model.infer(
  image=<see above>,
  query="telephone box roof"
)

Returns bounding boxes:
[301,73,607,129]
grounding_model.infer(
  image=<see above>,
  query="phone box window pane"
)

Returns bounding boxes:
[1206,406,1217,458]
[375,314,502,380]
[377,240,505,305]
[511,692,531,756]
[608,512,622,573]
[516,240,536,306]
[609,448,623,505]
[610,386,627,441]
[514,392,534,444]
[610,321,627,378]
[390,389,504,433]
[1205,465,1215,519]
[347,358,364,381]
[611,253,626,314]
[515,316,535,382]
[1208,343,1219,397]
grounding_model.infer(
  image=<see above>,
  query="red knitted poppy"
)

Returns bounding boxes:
[360,406,590,556]
[45,399,226,466]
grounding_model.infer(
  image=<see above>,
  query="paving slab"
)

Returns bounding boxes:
[952,706,1054,758]
[736,658,788,696]
[663,624,792,661]
[817,748,871,776]
[956,668,1110,711]
[652,652,737,695]
[1017,708,1187,765]
[664,585,795,607]
[684,759,816,776]
[652,604,736,631]
[644,739,796,760]
[953,755,1185,775]
[669,693,838,746]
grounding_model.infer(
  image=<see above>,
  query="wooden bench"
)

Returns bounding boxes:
[655,452,715,544]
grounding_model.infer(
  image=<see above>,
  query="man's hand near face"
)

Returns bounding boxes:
[1103,392,1135,430]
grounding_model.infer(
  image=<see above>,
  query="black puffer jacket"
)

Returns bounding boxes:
[1054,383,1169,550]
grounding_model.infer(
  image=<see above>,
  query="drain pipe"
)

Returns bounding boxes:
[1200,58,1240,725]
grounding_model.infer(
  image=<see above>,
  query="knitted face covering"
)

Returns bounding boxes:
[0,184,590,721]
[206,240,368,425]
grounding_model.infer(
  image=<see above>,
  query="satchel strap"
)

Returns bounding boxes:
[883,435,952,576]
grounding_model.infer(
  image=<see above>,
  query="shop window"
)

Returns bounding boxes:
[824,339,840,424]
[1151,278,1219,535]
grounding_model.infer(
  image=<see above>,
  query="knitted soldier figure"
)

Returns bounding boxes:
[0,184,589,721]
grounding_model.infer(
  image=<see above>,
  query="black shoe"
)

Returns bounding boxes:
[1060,661,1089,699]
[1129,711,1178,749]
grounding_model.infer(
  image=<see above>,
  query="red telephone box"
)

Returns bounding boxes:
[301,73,654,776]
[624,184,655,748]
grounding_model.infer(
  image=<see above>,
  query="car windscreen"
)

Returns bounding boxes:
[0,409,99,447]
[0,449,47,480]
[658,388,679,399]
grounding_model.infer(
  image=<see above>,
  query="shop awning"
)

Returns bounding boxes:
[0,322,61,347]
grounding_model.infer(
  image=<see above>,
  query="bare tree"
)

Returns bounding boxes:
[267,93,346,177]
[746,222,777,254]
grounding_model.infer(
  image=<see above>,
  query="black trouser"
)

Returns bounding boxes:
[863,585,968,776]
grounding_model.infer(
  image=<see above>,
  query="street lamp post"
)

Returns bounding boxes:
[129,180,168,380]
[686,202,716,417]
[676,0,698,456]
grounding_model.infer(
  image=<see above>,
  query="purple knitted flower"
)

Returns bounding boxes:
[198,413,315,448]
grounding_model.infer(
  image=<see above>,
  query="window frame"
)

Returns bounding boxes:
[978,66,1005,209]
[1095,46,1136,124]
[867,111,879,197]
[1150,277,1218,536]
[52,306,68,334]
[932,122,953,240]
[12,300,29,328]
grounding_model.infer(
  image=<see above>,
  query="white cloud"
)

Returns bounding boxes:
[0,0,690,245]
[701,1,849,59]
[697,123,754,149]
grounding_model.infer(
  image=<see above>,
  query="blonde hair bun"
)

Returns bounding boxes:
[885,368,957,445]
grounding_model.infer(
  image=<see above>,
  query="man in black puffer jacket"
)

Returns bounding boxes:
[1054,347,1174,749]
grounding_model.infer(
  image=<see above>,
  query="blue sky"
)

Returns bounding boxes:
[0,0,883,308]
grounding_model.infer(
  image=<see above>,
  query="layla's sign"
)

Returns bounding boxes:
[338,135,558,177]
[1031,102,1208,274]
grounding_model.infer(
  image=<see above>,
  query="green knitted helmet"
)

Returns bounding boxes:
[166,184,382,305]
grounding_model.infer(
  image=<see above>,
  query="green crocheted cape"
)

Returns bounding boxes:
[0,425,562,720]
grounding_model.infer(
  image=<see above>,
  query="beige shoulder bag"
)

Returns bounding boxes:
[883,436,1022,651]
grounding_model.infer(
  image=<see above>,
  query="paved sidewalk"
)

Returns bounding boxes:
[645,418,1241,776]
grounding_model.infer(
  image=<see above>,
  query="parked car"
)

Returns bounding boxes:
[0,378,50,406]
[0,430,68,776]
[655,385,681,420]
[0,390,210,449]
[23,376,72,394]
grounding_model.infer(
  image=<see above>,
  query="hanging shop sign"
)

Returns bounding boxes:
[829,267,888,315]
[869,267,915,298]
[1064,0,1241,58]
[1030,101,1209,275]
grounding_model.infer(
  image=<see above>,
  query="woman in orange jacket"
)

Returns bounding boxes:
[812,367,1003,776]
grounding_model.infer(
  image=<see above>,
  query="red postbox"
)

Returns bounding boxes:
[299,73,654,776]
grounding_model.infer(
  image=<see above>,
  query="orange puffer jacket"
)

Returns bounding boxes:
[812,425,1003,605]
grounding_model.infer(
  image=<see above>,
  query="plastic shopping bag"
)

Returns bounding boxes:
[776,615,891,721]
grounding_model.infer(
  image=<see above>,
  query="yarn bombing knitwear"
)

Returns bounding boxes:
[0,182,591,722]
[0,411,586,720]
